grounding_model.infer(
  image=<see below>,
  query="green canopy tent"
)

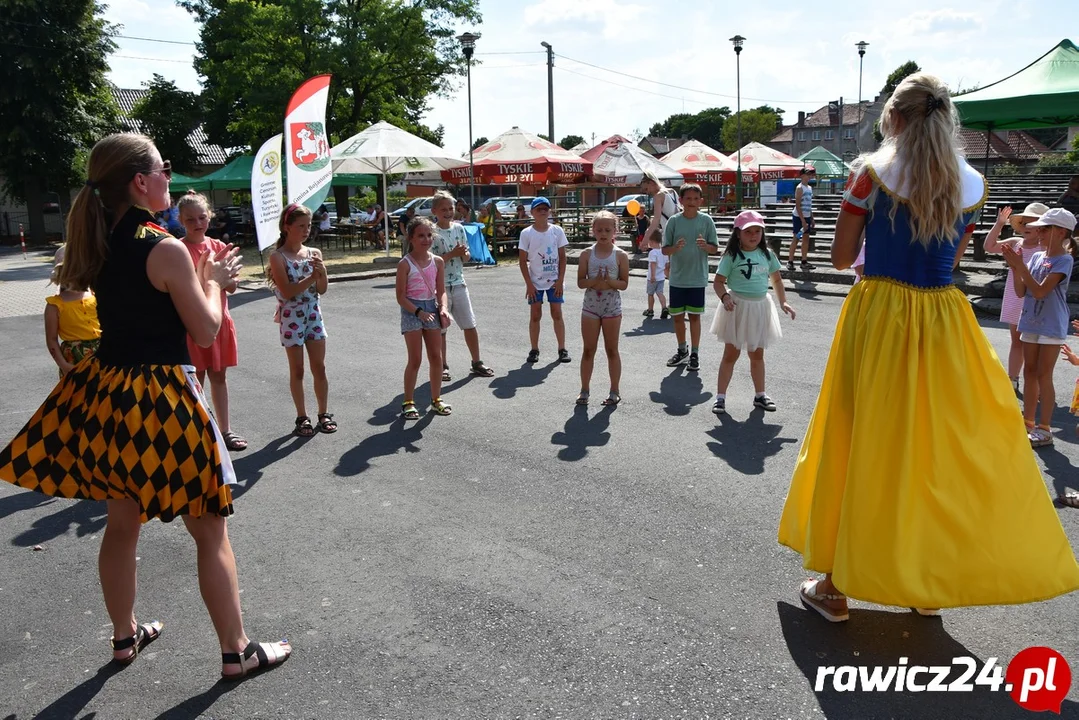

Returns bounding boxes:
[176,155,377,193]
[797,146,849,178]
[169,171,203,190]
[952,38,1079,259]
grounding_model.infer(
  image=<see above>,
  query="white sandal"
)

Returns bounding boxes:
[800,579,849,623]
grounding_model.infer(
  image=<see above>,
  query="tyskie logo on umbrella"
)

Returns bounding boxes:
[290,122,329,171]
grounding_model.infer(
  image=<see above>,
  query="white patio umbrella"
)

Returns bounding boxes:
[331,121,469,255]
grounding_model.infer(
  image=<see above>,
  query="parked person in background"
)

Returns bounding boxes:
[641,171,681,254]
[454,199,473,223]
[367,204,387,250]
[788,167,816,271]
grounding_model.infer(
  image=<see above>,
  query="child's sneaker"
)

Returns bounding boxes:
[753,394,777,411]
[666,348,689,366]
[712,398,725,415]
[786,260,796,274]
[687,353,700,372]
[643,309,654,317]
[801,260,816,270]
[558,348,571,363]
[527,348,540,363]
[660,308,670,319]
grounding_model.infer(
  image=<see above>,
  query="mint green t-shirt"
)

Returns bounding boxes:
[716,248,782,298]
[662,212,718,288]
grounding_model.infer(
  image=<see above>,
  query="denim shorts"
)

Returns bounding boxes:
[527,287,565,305]
[401,297,440,334]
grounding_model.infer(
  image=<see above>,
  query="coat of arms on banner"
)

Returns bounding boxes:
[290,122,330,170]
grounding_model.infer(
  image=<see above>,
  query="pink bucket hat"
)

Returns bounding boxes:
[734,210,766,230]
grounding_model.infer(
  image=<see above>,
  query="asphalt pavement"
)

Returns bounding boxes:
[1,261,1077,720]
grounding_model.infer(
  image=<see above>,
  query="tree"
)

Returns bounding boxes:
[471,136,488,150]
[130,75,202,173]
[720,106,785,150]
[558,134,585,150]
[0,0,118,242]
[881,61,921,97]
[180,0,479,151]
[537,133,550,142]
[647,107,731,150]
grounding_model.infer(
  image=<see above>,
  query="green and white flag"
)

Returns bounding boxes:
[252,133,284,251]
[285,74,333,210]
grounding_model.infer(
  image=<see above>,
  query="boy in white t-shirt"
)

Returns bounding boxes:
[644,237,670,319]
[518,197,570,363]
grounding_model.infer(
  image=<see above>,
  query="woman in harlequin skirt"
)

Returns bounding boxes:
[777,74,1079,622]
[0,134,291,678]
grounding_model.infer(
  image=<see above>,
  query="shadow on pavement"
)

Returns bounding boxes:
[706,409,798,475]
[488,360,561,399]
[648,367,711,416]
[30,661,121,720]
[230,433,313,500]
[150,680,237,720]
[777,601,1071,719]
[623,318,673,338]
[550,404,615,461]
[9,497,105,548]
[0,490,54,521]
[335,414,434,476]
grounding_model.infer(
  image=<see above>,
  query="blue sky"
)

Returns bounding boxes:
[104,0,1076,155]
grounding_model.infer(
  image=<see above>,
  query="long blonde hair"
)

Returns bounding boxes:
[851,72,963,245]
[60,134,158,290]
[177,191,211,219]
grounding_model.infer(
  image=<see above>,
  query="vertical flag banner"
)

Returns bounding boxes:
[284,74,333,210]
[252,133,284,252]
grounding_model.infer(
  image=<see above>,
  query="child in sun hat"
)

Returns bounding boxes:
[985,202,1049,394]
[710,210,795,415]
[1003,206,1078,448]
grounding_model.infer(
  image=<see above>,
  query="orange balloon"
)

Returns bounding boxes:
[626,199,641,216]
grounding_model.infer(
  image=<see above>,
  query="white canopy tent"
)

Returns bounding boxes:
[331,121,468,254]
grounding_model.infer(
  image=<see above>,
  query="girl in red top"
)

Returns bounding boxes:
[179,193,246,451]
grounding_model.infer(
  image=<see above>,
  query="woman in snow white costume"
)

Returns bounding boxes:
[778,73,1079,621]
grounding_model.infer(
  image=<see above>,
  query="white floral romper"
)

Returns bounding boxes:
[273,252,327,347]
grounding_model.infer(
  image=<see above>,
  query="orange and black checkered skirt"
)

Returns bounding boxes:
[0,358,234,523]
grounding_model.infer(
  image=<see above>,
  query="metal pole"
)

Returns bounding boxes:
[467,58,476,217]
[736,54,742,210]
[542,42,554,142]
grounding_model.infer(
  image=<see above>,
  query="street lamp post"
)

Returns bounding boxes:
[856,41,868,153]
[457,31,481,218]
[856,41,869,106]
[730,35,745,210]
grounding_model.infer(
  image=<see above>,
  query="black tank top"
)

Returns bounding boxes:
[93,206,191,366]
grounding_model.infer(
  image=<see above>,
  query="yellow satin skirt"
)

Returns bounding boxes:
[778,277,1079,608]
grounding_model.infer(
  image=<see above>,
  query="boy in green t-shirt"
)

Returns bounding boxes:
[662,183,718,372]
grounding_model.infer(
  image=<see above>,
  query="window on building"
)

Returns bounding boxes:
[796,131,806,141]
[811,130,820,141]
[824,130,834,141]
[844,128,855,139]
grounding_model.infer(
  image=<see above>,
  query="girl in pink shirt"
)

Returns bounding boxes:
[178,193,246,451]
[396,217,452,419]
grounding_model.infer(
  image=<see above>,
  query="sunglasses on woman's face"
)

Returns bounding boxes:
[141,160,172,181]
